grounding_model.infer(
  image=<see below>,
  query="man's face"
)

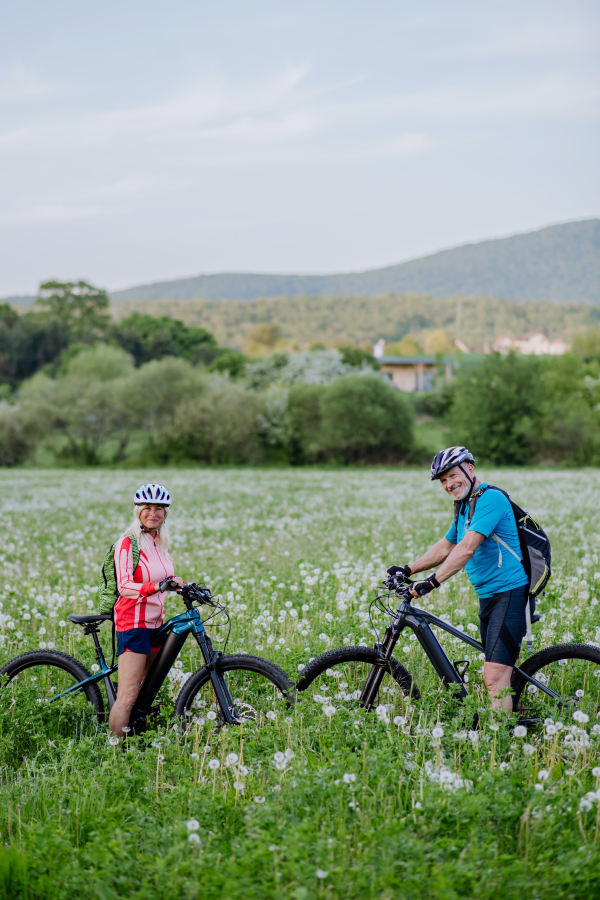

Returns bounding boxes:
[439,464,474,500]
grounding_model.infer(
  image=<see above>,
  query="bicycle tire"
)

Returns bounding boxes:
[174,654,293,729]
[0,649,105,724]
[296,645,420,702]
[511,642,600,722]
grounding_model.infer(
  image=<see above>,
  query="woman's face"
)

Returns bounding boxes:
[139,504,167,532]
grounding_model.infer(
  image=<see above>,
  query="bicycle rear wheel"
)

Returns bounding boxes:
[511,643,600,725]
[174,654,293,730]
[0,650,105,739]
[296,646,420,717]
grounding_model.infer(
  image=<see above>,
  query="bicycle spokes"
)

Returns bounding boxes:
[517,656,600,722]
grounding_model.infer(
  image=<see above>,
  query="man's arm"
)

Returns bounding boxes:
[435,530,485,582]
[408,537,455,574]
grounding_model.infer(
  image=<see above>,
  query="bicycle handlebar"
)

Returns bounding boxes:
[159,580,213,606]
[383,574,414,598]
[159,578,181,592]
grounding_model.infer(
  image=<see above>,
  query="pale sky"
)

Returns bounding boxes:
[1,0,598,296]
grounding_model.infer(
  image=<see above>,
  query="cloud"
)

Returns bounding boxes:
[0,204,125,226]
[0,175,161,227]
[0,64,54,101]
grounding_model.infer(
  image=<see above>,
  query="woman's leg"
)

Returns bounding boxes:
[109,651,151,737]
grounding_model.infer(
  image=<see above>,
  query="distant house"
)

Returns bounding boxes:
[492,331,568,356]
[379,357,453,392]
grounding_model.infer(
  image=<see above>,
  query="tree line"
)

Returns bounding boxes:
[2,281,600,468]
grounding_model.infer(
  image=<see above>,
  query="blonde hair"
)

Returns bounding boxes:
[121,505,171,557]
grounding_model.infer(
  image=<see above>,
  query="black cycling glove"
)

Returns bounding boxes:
[412,574,441,596]
[387,564,412,578]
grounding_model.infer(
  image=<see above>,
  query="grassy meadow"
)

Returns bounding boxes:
[1,467,600,899]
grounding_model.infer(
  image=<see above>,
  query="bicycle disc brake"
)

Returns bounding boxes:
[230,700,258,724]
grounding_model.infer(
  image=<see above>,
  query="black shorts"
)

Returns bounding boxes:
[116,627,164,656]
[479,584,532,667]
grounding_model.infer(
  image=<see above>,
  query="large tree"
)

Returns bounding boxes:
[35,280,111,340]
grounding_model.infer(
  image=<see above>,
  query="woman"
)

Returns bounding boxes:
[108,483,184,737]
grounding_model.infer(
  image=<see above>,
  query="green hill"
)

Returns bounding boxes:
[117,292,600,353]
[110,219,600,305]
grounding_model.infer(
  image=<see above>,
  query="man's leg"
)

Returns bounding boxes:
[483,662,513,711]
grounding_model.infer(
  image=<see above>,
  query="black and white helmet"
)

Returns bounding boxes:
[134,483,171,506]
[430,446,475,481]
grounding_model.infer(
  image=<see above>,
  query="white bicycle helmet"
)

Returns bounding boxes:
[134,483,171,506]
[430,446,475,481]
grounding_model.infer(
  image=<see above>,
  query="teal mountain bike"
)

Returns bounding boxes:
[0,582,292,736]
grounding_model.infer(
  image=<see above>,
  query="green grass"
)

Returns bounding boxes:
[0,468,599,899]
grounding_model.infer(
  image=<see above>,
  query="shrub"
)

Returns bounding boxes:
[164,385,266,464]
[448,353,545,465]
[318,375,414,464]
[287,384,324,463]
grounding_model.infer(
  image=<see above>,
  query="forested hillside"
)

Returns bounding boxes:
[109,220,600,304]
[117,292,600,353]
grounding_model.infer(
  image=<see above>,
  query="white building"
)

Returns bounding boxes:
[492,331,568,356]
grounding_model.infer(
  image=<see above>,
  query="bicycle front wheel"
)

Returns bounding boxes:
[0,650,105,740]
[174,654,293,730]
[296,646,420,717]
[512,643,600,724]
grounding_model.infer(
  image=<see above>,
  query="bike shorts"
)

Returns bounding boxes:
[116,627,164,656]
[478,584,532,667]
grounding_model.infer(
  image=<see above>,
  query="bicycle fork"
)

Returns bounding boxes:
[193,631,239,725]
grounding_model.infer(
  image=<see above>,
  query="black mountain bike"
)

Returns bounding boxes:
[0,582,292,736]
[296,572,600,725]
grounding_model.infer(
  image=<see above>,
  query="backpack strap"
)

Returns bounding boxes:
[128,532,140,574]
[466,484,490,526]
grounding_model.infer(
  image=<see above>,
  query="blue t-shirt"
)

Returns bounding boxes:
[445,484,529,599]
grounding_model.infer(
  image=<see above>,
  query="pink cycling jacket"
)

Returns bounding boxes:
[113,534,174,631]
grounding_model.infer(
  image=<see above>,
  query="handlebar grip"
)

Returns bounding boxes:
[159,579,180,592]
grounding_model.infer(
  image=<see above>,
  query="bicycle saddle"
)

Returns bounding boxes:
[68,614,113,626]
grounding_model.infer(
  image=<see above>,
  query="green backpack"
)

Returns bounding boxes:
[98,532,140,615]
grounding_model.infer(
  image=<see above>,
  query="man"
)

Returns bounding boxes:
[388,446,529,711]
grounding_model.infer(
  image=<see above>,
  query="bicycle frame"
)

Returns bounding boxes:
[360,594,561,710]
[48,600,240,729]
